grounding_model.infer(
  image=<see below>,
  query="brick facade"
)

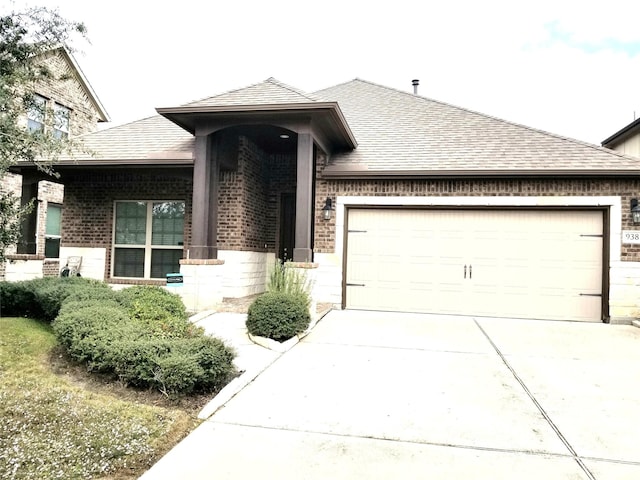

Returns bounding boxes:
[218,136,270,251]
[313,173,640,262]
[34,49,104,137]
[62,171,193,281]
[218,136,297,254]
[57,134,301,281]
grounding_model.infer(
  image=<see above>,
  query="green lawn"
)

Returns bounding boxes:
[0,317,198,479]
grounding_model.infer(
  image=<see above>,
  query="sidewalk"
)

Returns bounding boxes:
[188,300,332,419]
[189,311,282,419]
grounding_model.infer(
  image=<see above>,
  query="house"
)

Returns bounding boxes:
[10,77,640,324]
[602,117,640,158]
[1,47,109,279]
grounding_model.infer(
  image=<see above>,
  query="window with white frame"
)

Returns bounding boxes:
[53,103,70,139]
[45,204,62,258]
[27,94,46,133]
[113,201,185,279]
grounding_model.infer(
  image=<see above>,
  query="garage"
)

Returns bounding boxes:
[345,208,604,322]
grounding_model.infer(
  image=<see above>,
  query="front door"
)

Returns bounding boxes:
[279,193,296,262]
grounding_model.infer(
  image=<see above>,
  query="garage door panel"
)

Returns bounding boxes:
[345,208,603,322]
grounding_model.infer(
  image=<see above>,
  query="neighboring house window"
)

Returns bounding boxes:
[113,201,185,279]
[53,103,70,139]
[45,204,62,258]
[27,94,46,133]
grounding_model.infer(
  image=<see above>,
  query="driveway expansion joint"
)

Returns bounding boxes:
[473,318,597,480]
[209,420,580,460]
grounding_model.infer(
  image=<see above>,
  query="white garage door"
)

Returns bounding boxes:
[345,209,603,322]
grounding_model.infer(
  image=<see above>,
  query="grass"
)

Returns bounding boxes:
[0,317,202,480]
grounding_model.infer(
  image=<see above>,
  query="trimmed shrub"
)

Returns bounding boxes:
[107,336,235,394]
[62,286,122,307]
[109,338,172,387]
[0,280,37,317]
[246,291,311,341]
[0,277,112,321]
[52,285,236,395]
[53,302,134,369]
[34,277,112,322]
[154,337,236,395]
[119,286,191,338]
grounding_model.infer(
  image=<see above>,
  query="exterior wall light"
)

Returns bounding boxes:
[632,199,640,224]
[322,197,333,220]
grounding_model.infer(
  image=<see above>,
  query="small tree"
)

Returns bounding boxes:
[0,6,87,261]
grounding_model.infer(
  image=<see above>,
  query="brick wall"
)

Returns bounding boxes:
[62,170,193,281]
[36,49,103,137]
[217,136,296,252]
[218,136,270,250]
[313,174,640,262]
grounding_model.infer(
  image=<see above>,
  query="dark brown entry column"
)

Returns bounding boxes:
[190,133,219,259]
[293,133,313,262]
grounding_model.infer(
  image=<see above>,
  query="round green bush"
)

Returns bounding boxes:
[246,292,311,341]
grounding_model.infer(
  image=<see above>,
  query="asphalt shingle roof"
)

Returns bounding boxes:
[60,115,193,164]
[183,77,319,107]
[54,77,640,175]
[313,79,640,174]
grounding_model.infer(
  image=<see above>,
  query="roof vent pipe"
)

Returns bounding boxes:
[412,79,419,94]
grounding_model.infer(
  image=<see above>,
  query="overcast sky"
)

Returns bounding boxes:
[6,0,640,145]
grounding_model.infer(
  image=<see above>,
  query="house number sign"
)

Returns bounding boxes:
[622,231,640,244]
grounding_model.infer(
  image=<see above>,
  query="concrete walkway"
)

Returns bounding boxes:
[141,310,640,479]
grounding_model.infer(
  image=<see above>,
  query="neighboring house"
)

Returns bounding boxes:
[602,117,640,158]
[1,47,109,279]
[11,77,640,324]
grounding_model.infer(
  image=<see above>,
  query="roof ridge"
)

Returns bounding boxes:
[313,78,361,96]
[180,77,318,107]
[179,78,269,107]
[264,77,319,102]
[336,78,640,163]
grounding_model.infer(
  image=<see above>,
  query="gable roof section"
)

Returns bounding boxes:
[314,79,640,177]
[158,78,356,149]
[602,117,640,149]
[54,47,110,123]
[184,77,320,107]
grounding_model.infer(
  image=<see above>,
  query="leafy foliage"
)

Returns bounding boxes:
[267,261,312,308]
[0,6,88,261]
[48,282,236,395]
[118,285,193,339]
[246,291,311,341]
[0,276,111,321]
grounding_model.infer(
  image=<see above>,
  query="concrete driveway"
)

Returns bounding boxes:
[142,310,640,479]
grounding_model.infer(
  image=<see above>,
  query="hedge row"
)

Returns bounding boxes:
[0,276,111,321]
[1,278,236,395]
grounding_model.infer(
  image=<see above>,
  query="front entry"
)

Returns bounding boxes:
[279,193,296,262]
